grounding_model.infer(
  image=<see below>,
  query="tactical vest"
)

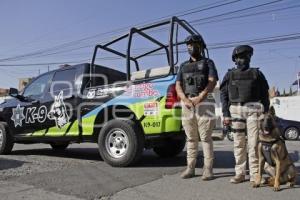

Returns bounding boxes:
[181,60,209,96]
[261,142,276,167]
[228,68,260,103]
[260,139,287,167]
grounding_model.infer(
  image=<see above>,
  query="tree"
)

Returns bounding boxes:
[289,87,293,96]
[275,88,280,96]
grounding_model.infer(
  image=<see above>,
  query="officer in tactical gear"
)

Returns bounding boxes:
[220,45,270,184]
[176,35,219,180]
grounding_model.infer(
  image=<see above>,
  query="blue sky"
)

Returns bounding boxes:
[0,0,299,92]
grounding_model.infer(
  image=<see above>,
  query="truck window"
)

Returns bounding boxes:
[23,73,53,97]
[51,69,76,93]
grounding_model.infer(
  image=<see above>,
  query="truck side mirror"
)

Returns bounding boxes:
[8,88,19,97]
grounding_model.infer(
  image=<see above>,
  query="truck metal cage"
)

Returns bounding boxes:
[90,16,202,84]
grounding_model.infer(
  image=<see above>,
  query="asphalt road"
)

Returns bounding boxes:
[0,140,299,200]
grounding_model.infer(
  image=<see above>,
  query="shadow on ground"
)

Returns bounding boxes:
[0,158,26,170]
[12,147,103,161]
[11,147,236,169]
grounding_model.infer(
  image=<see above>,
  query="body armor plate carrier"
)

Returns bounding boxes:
[228,68,260,103]
[181,60,209,96]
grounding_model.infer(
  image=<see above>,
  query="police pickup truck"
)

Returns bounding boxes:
[0,17,207,166]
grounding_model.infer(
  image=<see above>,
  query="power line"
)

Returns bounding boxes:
[45,0,295,60]
[190,0,284,24]
[0,59,89,66]
[148,0,288,34]
[191,3,300,26]
[1,32,300,67]
[0,0,293,63]
[0,0,242,63]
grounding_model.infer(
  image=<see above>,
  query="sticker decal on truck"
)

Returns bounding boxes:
[144,102,159,116]
[48,91,70,128]
[11,104,25,127]
[10,92,70,129]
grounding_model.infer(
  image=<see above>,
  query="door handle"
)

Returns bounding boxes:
[31,100,40,104]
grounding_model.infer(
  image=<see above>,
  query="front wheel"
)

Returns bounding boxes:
[153,136,186,158]
[0,122,14,154]
[98,119,144,167]
[284,127,299,140]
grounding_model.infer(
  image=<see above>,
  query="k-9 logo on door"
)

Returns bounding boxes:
[11,91,70,129]
[48,91,70,128]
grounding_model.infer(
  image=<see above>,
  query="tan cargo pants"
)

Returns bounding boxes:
[181,99,216,170]
[229,103,264,179]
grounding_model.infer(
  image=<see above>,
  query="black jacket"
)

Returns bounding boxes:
[220,68,270,117]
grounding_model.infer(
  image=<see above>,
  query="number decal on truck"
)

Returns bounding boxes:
[143,122,161,128]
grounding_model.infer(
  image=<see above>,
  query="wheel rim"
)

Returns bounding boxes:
[286,128,298,140]
[0,129,3,146]
[105,128,129,159]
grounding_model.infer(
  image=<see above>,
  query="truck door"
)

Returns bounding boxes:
[8,72,53,136]
[40,68,79,136]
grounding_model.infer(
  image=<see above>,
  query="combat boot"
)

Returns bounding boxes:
[180,167,195,179]
[230,175,245,184]
[202,166,214,181]
[181,158,196,179]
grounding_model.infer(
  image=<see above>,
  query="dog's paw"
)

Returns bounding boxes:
[273,185,281,192]
[287,182,295,188]
[252,182,260,188]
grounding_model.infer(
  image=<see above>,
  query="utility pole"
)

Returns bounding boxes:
[297,71,300,95]
[298,56,300,95]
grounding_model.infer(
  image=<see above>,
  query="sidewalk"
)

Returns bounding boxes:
[111,168,300,200]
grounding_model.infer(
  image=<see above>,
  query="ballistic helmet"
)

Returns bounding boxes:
[232,45,253,61]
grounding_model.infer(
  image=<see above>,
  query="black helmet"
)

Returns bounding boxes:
[232,45,253,61]
[185,34,206,48]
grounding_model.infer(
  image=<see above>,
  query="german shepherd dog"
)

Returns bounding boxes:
[253,111,297,191]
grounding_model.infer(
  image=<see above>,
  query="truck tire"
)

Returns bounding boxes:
[0,122,14,155]
[98,119,144,167]
[50,142,69,150]
[153,136,185,158]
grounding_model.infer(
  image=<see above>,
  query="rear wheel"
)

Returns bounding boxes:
[0,122,14,154]
[50,142,69,150]
[284,127,299,140]
[153,136,185,158]
[98,119,144,167]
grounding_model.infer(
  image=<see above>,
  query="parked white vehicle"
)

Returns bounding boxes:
[271,96,300,122]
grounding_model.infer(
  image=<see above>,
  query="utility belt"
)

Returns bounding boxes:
[185,92,214,100]
[230,99,262,105]
[231,102,246,106]
[186,93,198,98]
